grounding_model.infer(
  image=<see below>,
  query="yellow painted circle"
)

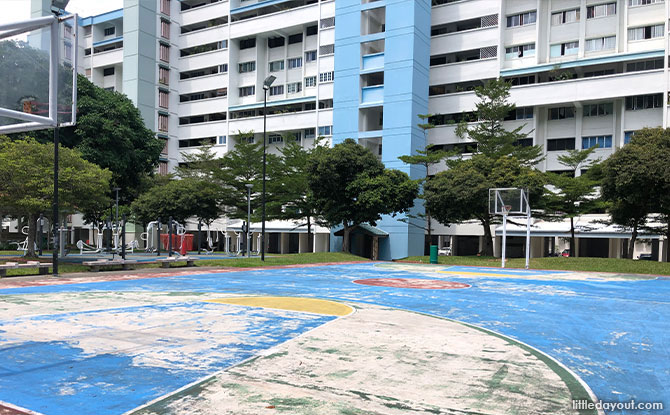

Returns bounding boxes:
[206,296,353,316]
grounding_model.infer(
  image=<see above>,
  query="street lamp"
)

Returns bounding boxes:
[261,75,276,261]
[245,183,253,258]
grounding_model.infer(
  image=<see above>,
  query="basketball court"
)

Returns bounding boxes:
[0,262,667,415]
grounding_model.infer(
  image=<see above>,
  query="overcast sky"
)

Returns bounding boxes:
[2,0,123,25]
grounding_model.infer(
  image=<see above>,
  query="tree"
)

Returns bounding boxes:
[425,155,545,256]
[131,177,220,226]
[544,147,603,256]
[455,79,543,166]
[425,79,545,256]
[18,75,164,203]
[0,138,111,257]
[601,128,670,259]
[308,139,419,253]
[270,135,326,252]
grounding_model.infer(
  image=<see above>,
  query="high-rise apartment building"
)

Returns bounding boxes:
[29,0,670,260]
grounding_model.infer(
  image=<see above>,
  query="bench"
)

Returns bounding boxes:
[155,256,197,268]
[0,261,51,277]
[83,259,138,272]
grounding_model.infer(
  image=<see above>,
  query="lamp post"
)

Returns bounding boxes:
[246,183,253,258]
[261,75,276,261]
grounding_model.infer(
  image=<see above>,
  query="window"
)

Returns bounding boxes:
[547,138,575,151]
[288,33,303,44]
[239,86,255,97]
[305,128,315,139]
[85,68,91,77]
[269,60,284,72]
[104,27,115,36]
[159,90,169,108]
[582,135,612,149]
[625,94,663,110]
[550,41,579,57]
[583,69,615,77]
[159,67,169,85]
[158,114,169,132]
[287,82,302,94]
[629,0,663,5]
[585,36,616,52]
[504,107,533,120]
[318,125,333,136]
[288,57,303,69]
[305,76,317,87]
[160,43,170,62]
[268,134,283,144]
[505,43,535,59]
[506,11,536,28]
[305,50,317,62]
[624,131,636,144]
[161,20,170,39]
[269,85,284,96]
[104,86,115,91]
[103,67,115,76]
[83,26,92,36]
[583,103,614,117]
[628,24,664,41]
[626,59,664,72]
[551,8,580,25]
[319,71,334,82]
[320,17,335,29]
[84,48,91,56]
[239,38,256,50]
[218,135,227,145]
[587,3,616,18]
[319,99,333,109]
[160,0,170,15]
[319,44,334,55]
[238,61,256,73]
[179,113,226,125]
[268,37,285,48]
[549,107,575,120]
[306,25,318,36]
[64,43,72,60]
[507,75,535,86]
[219,64,228,73]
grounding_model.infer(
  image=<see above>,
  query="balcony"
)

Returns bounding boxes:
[179,49,227,72]
[179,26,228,49]
[178,119,228,138]
[429,58,499,84]
[362,53,384,71]
[431,0,498,25]
[229,1,318,38]
[181,1,229,27]
[431,26,498,56]
[179,73,228,94]
[91,48,124,68]
[228,109,316,132]
[179,97,228,116]
[361,85,383,105]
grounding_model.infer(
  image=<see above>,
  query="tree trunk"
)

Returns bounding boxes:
[306,216,313,253]
[628,221,638,259]
[481,216,494,256]
[0,211,4,246]
[26,213,37,258]
[570,216,576,257]
[426,211,432,247]
[342,225,351,253]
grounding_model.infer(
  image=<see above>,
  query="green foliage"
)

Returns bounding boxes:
[308,139,419,252]
[0,138,111,256]
[456,79,543,165]
[131,176,219,225]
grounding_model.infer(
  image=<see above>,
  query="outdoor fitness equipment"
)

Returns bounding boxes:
[76,224,104,254]
[489,188,531,269]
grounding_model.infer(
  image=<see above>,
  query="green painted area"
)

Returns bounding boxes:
[327,370,356,378]
[197,252,368,268]
[263,351,289,360]
[400,256,667,277]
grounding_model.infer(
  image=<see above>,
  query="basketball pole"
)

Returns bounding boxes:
[525,193,531,270]
[50,16,60,276]
[501,211,507,268]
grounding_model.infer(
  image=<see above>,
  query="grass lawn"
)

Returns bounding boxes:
[403,255,670,276]
[196,252,368,268]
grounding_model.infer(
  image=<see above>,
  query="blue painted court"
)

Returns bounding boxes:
[0,263,668,415]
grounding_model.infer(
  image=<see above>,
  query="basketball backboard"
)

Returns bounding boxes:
[489,188,529,216]
[0,13,77,134]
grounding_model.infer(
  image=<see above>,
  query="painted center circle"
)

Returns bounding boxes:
[353,278,471,290]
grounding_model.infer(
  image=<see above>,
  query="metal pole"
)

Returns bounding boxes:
[50,17,59,276]
[525,210,531,270]
[247,184,252,258]
[114,188,120,234]
[168,216,173,256]
[197,220,202,255]
[261,89,267,261]
[38,214,43,256]
[52,127,59,275]
[121,214,126,260]
[501,213,507,269]
[157,218,161,256]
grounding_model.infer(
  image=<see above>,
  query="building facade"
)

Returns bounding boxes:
[29,0,670,260]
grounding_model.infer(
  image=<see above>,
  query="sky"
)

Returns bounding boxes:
[2,0,123,25]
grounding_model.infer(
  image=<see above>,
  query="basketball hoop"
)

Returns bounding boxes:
[489,188,532,270]
[503,205,512,215]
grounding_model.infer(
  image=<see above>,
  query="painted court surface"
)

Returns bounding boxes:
[0,263,667,415]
